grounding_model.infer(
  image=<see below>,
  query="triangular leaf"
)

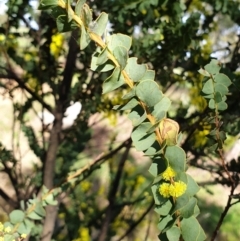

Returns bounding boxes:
[202,79,214,94]
[136,80,163,107]
[181,216,206,241]
[102,67,125,94]
[124,57,147,82]
[91,12,108,36]
[113,45,128,69]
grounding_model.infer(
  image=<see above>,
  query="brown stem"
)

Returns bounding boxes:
[210,185,235,241]
[41,30,79,241]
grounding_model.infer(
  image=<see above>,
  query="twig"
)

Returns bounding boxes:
[210,184,236,241]
[0,70,52,113]
[116,200,154,241]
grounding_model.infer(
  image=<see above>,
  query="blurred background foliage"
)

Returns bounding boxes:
[0,0,240,240]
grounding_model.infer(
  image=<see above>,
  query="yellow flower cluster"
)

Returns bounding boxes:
[159,181,187,198]
[50,33,64,58]
[159,166,187,198]
[162,166,176,181]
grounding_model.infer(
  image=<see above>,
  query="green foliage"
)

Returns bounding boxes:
[200,59,232,111]
[35,1,207,240]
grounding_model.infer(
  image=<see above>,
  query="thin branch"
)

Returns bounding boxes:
[210,184,236,241]
[0,70,52,113]
[97,139,132,241]
[116,200,154,241]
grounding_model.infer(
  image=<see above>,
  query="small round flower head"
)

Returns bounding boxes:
[21,233,27,239]
[162,166,176,181]
[159,182,171,198]
[169,181,187,198]
[4,226,11,233]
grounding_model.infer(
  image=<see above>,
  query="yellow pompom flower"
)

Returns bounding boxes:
[50,33,64,58]
[21,233,27,239]
[169,181,187,198]
[159,183,171,198]
[4,226,11,233]
[162,166,176,181]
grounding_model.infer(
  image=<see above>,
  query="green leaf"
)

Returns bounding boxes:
[44,194,58,206]
[128,105,146,126]
[56,15,73,32]
[151,182,167,205]
[75,0,86,15]
[113,46,128,69]
[185,174,200,196]
[166,226,181,241]
[217,101,228,111]
[173,194,189,213]
[208,99,215,109]
[175,172,188,183]
[148,156,167,177]
[120,98,138,110]
[102,67,125,94]
[136,80,163,107]
[158,215,173,231]
[214,73,231,87]
[96,47,108,65]
[27,211,43,220]
[80,25,91,50]
[198,68,210,77]
[152,96,171,121]
[91,52,114,72]
[203,94,214,99]
[204,59,221,75]
[165,146,186,172]
[81,4,92,26]
[38,0,58,10]
[124,57,147,82]
[122,87,136,99]
[179,197,197,218]
[202,79,214,94]
[131,123,156,151]
[91,12,108,36]
[155,200,173,216]
[9,209,25,224]
[35,202,46,217]
[17,221,32,235]
[4,234,16,241]
[66,0,73,22]
[194,205,200,217]
[181,216,206,241]
[107,34,132,51]
[214,83,228,96]
[214,91,222,103]
[141,70,155,81]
